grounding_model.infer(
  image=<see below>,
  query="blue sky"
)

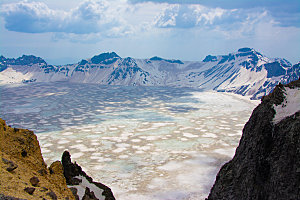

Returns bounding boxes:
[0,0,299,64]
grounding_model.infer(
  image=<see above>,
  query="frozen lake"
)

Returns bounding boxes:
[0,82,258,200]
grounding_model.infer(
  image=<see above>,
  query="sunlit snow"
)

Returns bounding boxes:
[273,87,300,124]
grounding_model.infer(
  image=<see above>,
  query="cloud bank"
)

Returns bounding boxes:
[131,0,300,28]
[154,4,269,29]
[1,0,133,36]
[1,0,299,38]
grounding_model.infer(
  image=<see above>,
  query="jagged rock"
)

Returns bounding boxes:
[0,118,75,199]
[6,163,18,172]
[46,190,57,200]
[62,151,116,200]
[24,187,35,195]
[30,176,40,186]
[72,177,82,185]
[69,188,80,200]
[82,187,98,200]
[207,79,300,200]
[62,151,82,185]
[2,158,18,172]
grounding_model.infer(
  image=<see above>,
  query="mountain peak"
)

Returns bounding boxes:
[16,55,46,64]
[91,52,120,64]
[203,55,218,62]
[149,56,184,64]
[237,47,254,53]
[236,47,265,56]
[17,55,47,65]
[0,55,46,66]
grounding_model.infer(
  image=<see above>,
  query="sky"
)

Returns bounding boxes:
[0,0,299,65]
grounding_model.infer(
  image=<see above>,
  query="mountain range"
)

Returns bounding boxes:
[0,48,299,99]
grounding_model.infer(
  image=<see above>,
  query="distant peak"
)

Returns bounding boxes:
[237,48,263,56]
[150,56,163,61]
[203,55,217,62]
[14,55,47,65]
[237,47,253,53]
[91,52,120,64]
[94,52,120,58]
[149,56,183,64]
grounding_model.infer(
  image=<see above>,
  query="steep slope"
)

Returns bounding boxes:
[176,48,298,99]
[0,48,299,99]
[207,79,300,200]
[62,151,115,200]
[0,118,116,200]
[0,118,75,200]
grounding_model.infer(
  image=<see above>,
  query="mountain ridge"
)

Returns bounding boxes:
[0,48,299,100]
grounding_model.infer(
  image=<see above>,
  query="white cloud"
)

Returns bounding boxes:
[130,0,300,28]
[1,0,133,36]
[154,4,276,39]
[1,0,286,39]
[0,0,299,65]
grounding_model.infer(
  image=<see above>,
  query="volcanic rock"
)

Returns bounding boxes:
[207,79,300,200]
[30,176,40,186]
[62,151,116,200]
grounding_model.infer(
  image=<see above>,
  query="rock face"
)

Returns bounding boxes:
[207,79,300,200]
[0,118,115,200]
[62,151,115,200]
[0,118,75,199]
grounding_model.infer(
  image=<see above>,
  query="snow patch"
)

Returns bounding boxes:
[273,87,300,124]
[0,67,33,84]
[68,175,105,200]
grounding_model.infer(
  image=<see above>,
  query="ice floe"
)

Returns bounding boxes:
[1,83,259,200]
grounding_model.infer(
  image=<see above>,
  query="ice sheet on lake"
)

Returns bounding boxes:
[0,82,259,200]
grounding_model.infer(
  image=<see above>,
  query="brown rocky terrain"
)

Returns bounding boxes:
[0,116,116,200]
[0,118,75,199]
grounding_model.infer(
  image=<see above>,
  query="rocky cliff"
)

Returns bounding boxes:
[0,118,115,200]
[207,79,300,200]
[62,151,115,200]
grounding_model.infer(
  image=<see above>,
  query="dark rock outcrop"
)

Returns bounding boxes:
[24,187,35,195]
[91,52,120,64]
[46,190,58,200]
[62,151,116,200]
[0,194,26,200]
[0,55,46,66]
[30,176,40,186]
[82,188,98,200]
[207,79,300,200]
[2,158,18,172]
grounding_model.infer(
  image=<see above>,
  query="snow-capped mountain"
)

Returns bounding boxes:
[0,48,299,99]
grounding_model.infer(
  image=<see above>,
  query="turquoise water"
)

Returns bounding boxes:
[0,82,258,200]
